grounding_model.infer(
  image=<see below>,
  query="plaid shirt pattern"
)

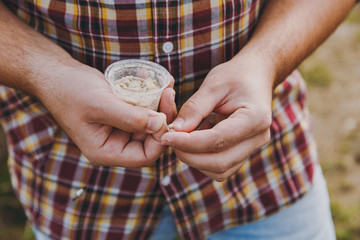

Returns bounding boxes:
[0,0,317,239]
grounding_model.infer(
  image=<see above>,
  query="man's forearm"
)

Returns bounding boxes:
[235,0,356,86]
[0,2,78,96]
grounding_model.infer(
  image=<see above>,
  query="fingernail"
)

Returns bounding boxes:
[147,115,163,132]
[171,118,184,129]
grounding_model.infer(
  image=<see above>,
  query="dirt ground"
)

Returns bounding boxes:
[0,5,360,240]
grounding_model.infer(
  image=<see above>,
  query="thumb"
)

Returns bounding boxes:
[170,87,217,132]
[90,93,164,134]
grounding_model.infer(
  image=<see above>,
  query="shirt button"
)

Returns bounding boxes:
[72,188,84,201]
[162,41,174,53]
[161,175,171,186]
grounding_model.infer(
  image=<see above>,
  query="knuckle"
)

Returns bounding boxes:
[210,137,229,153]
[263,130,271,144]
[255,130,271,150]
[213,173,228,182]
[141,159,157,168]
[259,130,271,148]
[258,109,272,130]
[213,168,241,182]
[214,161,231,174]
[87,149,118,167]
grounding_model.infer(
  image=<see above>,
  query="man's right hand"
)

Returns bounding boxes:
[34,62,176,167]
[0,2,177,167]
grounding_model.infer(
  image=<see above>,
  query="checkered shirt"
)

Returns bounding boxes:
[0,0,317,239]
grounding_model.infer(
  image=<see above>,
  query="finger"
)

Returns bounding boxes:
[119,134,164,167]
[166,76,175,88]
[89,92,164,134]
[173,129,270,174]
[170,85,223,132]
[152,126,169,142]
[162,109,271,153]
[76,124,130,156]
[90,130,164,167]
[143,134,166,161]
[199,160,245,182]
[159,88,177,123]
[152,113,171,142]
[131,133,147,141]
[196,112,225,130]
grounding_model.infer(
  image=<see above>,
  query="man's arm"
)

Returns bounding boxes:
[161,0,356,181]
[0,2,175,167]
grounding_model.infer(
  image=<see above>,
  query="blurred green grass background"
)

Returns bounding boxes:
[299,5,360,239]
[1,4,360,240]
[0,127,34,239]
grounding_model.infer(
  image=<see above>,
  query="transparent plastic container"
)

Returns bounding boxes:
[104,59,171,111]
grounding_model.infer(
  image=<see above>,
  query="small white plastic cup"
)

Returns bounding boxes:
[104,59,171,111]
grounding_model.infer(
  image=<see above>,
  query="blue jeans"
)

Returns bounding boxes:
[33,165,335,240]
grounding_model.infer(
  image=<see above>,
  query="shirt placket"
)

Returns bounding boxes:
[152,1,177,64]
[151,0,182,174]
[151,0,183,97]
[151,1,193,237]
